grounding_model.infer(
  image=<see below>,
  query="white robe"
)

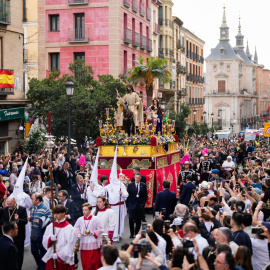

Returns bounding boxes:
[105,182,128,239]
[92,208,116,234]
[18,193,33,247]
[42,220,77,265]
[86,185,105,207]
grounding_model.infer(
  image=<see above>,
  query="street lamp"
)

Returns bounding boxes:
[203,111,206,123]
[65,80,74,153]
[160,100,166,113]
[211,112,214,137]
[193,109,197,123]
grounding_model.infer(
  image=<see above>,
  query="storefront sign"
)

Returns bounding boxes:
[0,107,25,121]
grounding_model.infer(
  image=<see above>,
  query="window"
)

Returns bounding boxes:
[74,52,85,61]
[74,13,85,39]
[132,54,136,66]
[124,50,127,74]
[50,53,60,71]
[218,80,225,93]
[50,15,59,31]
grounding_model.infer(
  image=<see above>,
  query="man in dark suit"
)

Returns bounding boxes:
[126,173,148,238]
[71,175,86,215]
[3,196,27,270]
[180,174,196,206]
[57,190,81,226]
[0,221,19,270]
[55,162,72,195]
[131,167,146,184]
[153,180,177,220]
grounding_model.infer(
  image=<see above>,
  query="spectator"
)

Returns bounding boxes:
[234,246,253,270]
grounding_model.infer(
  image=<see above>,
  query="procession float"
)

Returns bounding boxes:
[95,91,182,209]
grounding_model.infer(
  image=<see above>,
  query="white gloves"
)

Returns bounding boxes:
[52,253,57,260]
[51,235,57,241]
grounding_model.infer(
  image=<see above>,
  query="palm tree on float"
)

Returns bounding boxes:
[127,56,171,106]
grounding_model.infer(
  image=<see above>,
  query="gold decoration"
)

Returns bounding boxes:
[157,157,169,169]
[133,146,138,153]
[140,150,147,156]
[127,159,151,169]
[145,171,154,208]
[171,153,180,165]
[85,230,90,235]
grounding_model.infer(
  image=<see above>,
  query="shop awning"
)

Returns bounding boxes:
[0,107,24,121]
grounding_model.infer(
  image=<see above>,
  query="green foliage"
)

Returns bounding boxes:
[169,103,191,138]
[187,122,210,136]
[27,59,126,145]
[23,127,46,154]
[127,56,171,106]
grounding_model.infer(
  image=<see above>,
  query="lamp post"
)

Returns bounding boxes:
[193,109,197,123]
[203,111,206,123]
[66,80,74,153]
[211,113,214,138]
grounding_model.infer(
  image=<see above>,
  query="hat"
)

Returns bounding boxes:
[200,181,209,189]
[211,169,219,174]
[170,217,184,227]
[203,153,208,157]
[227,156,232,160]
[184,161,191,165]
[17,162,22,166]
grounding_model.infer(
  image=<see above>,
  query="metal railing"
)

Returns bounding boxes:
[158,17,163,25]
[153,23,160,34]
[124,28,132,44]
[0,1,10,25]
[123,0,130,8]
[140,2,145,17]
[132,32,140,47]
[68,28,89,42]
[132,0,138,12]
[23,49,27,63]
[146,7,151,21]
[68,0,88,4]
[176,40,181,49]
[147,39,152,52]
[141,35,147,50]
[158,48,164,58]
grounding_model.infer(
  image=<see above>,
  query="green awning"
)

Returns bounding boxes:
[0,107,24,121]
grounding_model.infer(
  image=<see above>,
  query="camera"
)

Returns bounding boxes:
[141,230,146,239]
[140,242,152,258]
[155,212,160,218]
[251,228,264,234]
[141,222,147,231]
[219,208,224,215]
[183,238,194,248]
[164,220,171,232]
[162,208,166,216]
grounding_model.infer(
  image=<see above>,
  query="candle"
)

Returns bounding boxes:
[104,125,107,132]
[166,110,169,116]
[106,108,109,116]
[154,119,157,126]
[48,111,51,134]
[138,121,141,127]
[114,119,117,126]
[169,125,172,131]
[146,125,149,131]
[99,120,102,128]
[172,120,175,126]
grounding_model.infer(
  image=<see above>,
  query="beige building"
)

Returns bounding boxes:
[0,0,28,154]
[23,0,39,91]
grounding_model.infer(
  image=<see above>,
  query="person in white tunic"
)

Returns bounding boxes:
[105,146,128,241]
[93,195,116,242]
[85,148,105,208]
[42,205,77,270]
[10,157,33,247]
[74,202,104,270]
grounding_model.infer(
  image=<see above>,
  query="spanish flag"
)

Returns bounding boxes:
[0,70,14,88]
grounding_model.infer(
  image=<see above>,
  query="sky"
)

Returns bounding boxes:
[172,0,270,69]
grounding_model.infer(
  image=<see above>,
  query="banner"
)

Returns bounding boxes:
[0,70,14,88]
[0,107,24,121]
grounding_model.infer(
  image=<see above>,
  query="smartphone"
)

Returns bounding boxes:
[251,228,264,234]
[219,196,222,203]
[201,208,205,213]
[101,233,109,245]
[141,222,147,231]
[133,244,141,258]
[162,208,166,216]
[231,203,235,210]
[219,208,224,215]
[263,203,269,208]
[141,230,146,238]
[155,212,160,218]
[117,262,126,270]
[164,220,171,232]
[204,200,209,207]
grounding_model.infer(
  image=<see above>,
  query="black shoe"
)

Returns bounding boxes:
[129,234,134,238]
[75,264,78,269]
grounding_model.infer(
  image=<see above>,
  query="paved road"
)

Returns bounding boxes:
[22,213,154,270]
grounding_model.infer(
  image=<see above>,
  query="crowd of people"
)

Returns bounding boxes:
[0,136,270,270]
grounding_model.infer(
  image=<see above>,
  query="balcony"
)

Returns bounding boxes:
[158,18,163,25]
[123,0,130,8]
[176,40,181,49]
[187,50,190,58]
[132,32,140,47]
[132,0,138,12]
[68,0,89,5]
[181,46,185,54]
[176,63,181,74]
[124,28,132,44]
[0,1,10,25]
[147,39,152,52]
[140,2,145,17]
[68,28,89,43]
[170,49,174,58]
[200,56,204,63]
[158,48,164,58]
[0,88,14,95]
[23,49,27,63]
[140,35,147,50]
[146,7,151,21]
[165,48,168,57]
[153,23,160,35]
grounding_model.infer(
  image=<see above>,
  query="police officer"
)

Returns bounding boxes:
[178,161,197,194]
[198,154,213,182]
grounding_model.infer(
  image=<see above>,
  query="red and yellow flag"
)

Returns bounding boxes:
[0,70,14,88]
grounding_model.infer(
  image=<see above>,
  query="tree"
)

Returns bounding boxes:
[27,59,126,146]
[169,103,191,138]
[23,127,46,154]
[127,56,171,106]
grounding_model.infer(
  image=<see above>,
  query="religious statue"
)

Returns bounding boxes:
[116,84,144,127]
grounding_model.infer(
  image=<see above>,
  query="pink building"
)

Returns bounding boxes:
[38,0,157,105]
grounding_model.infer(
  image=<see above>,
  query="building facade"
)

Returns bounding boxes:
[204,8,258,133]
[38,0,157,105]
[0,0,28,154]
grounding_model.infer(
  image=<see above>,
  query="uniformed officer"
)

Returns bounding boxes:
[198,153,213,182]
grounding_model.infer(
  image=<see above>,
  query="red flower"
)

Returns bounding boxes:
[96,137,102,146]
[173,135,179,142]
[151,137,157,146]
